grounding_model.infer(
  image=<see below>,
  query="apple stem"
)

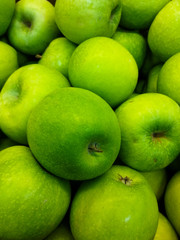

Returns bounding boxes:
[118,175,132,186]
[35,54,42,59]
[88,143,103,153]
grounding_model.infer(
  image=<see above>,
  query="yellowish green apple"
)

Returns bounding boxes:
[55,0,122,44]
[0,41,19,89]
[70,165,159,240]
[140,168,167,200]
[112,27,147,69]
[68,37,138,108]
[157,52,180,105]
[146,64,163,93]
[0,146,71,240]
[153,213,178,240]
[0,64,70,145]
[148,0,180,61]
[39,37,76,78]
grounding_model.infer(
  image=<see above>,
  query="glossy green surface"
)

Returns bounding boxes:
[27,87,121,180]
[115,93,180,171]
[70,165,159,240]
[146,64,163,93]
[0,41,19,89]
[0,146,71,240]
[148,0,180,61]
[112,28,147,69]
[120,0,170,29]
[68,37,138,108]
[55,0,122,44]
[154,213,178,240]
[0,64,70,144]
[141,169,167,200]
[8,0,59,55]
[0,0,15,36]
[157,52,180,105]
[39,37,76,78]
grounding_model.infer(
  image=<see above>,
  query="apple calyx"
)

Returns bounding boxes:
[23,19,32,29]
[118,174,133,186]
[88,142,103,153]
[152,131,166,142]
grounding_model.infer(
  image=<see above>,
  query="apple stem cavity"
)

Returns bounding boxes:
[88,143,103,153]
[152,131,165,138]
[23,19,32,29]
[118,175,133,186]
[152,131,166,143]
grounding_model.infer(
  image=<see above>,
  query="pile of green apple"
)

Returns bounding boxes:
[0,0,180,239]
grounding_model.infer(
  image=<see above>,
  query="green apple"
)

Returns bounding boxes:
[146,64,163,93]
[8,0,60,55]
[68,37,138,108]
[115,93,180,171]
[157,52,180,105]
[0,36,36,67]
[39,37,76,78]
[27,87,121,180]
[141,48,162,78]
[164,171,180,236]
[46,220,75,240]
[0,41,19,89]
[153,213,178,240]
[0,145,71,240]
[55,0,122,44]
[0,0,15,36]
[70,165,159,240]
[140,168,168,200]
[134,79,147,94]
[148,0,180,62]
[112,27,147,69]
[119,0,170,30]
[0,64,70,145]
